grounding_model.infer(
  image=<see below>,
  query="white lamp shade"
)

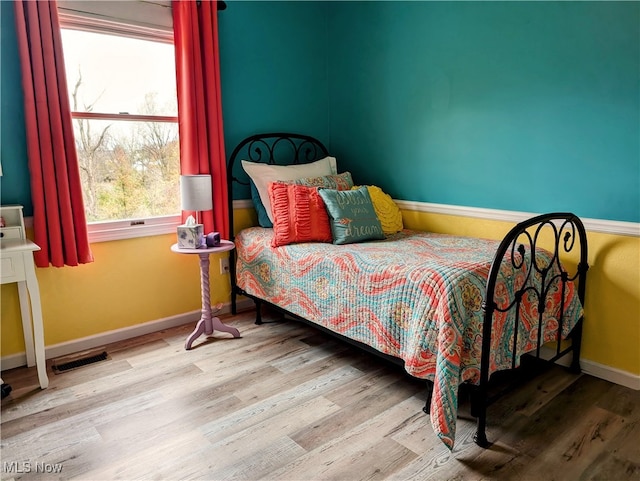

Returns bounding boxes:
[180,175,213,212]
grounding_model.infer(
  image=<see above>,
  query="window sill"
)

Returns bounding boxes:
[23,200,255,244]
[87,215,181,243]
[86,200,255,243]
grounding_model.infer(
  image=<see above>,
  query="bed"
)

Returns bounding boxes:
[226,133,589,450]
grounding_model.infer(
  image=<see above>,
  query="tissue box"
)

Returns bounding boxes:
[177,224,204,248]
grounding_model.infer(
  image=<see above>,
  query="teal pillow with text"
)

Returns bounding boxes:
[318,186,385,245]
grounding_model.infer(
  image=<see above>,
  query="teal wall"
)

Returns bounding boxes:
[220,1,330,199]
[0,1,31,213]
[327,1,639,223]
[2,1,639,223]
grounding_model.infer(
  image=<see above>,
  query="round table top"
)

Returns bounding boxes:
[170,239,234,254]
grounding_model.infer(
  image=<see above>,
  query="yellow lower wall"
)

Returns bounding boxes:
[1,207,638,379]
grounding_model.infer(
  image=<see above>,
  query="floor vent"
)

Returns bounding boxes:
[52,350,109,373]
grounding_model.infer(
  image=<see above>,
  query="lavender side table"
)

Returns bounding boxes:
[170,240,240,349]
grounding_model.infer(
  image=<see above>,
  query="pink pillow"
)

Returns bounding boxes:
[268,182,333,247]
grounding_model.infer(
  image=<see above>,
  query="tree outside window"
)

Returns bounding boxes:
[60,28,180,223]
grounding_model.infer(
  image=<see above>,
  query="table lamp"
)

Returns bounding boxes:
[180,174,213,224]
[178,174,212,248]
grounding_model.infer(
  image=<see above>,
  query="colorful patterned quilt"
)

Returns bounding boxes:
[235,227,584,449]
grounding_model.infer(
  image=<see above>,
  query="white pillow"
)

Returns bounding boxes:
[241,156,337,223]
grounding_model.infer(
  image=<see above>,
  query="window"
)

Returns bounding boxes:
[59,16,181,242]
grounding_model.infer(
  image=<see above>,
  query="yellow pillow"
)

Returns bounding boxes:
[352,185,403,235]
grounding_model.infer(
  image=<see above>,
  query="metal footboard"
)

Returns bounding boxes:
[473,212,589,447]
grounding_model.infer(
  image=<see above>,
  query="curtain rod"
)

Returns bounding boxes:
[196,1,227,10]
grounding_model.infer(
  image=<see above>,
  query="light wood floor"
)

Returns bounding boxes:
[1,309,639,481]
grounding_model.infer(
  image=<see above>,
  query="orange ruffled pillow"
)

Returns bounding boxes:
[268,182,333,247]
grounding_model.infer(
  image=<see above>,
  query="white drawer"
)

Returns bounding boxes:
[1,253,26,284]
[0,227,24,240]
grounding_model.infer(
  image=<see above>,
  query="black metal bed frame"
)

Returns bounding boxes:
[226,132,589,448]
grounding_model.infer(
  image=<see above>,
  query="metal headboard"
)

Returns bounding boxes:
[226,132,329,240]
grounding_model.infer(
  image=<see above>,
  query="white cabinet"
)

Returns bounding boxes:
[1,227,24,240]
[1,204,26,239]
[0,205,48,389]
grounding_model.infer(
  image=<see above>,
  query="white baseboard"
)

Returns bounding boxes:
[0,298,254,372]
[535,346,639,390]
[580,359,640,390]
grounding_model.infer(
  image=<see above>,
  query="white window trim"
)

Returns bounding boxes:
[58,13,174,44]
[86,200,255,243]
[58,0,173,43]
[87,214,182,243]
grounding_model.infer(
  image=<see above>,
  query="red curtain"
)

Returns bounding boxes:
[14,0,93,268]
[172,0,229,239]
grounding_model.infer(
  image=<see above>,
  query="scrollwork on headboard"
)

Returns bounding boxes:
[226,132,329,238]
[227,133,329,182]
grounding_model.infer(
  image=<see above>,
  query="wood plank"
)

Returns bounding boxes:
[580,451,640,481]
[199,365,364,444]
[506,405,627,481]
[291,378,424,451]
[206,396,340,479]
[233,349,374,403]
[600,419,640,465]
[263,397,427,480]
